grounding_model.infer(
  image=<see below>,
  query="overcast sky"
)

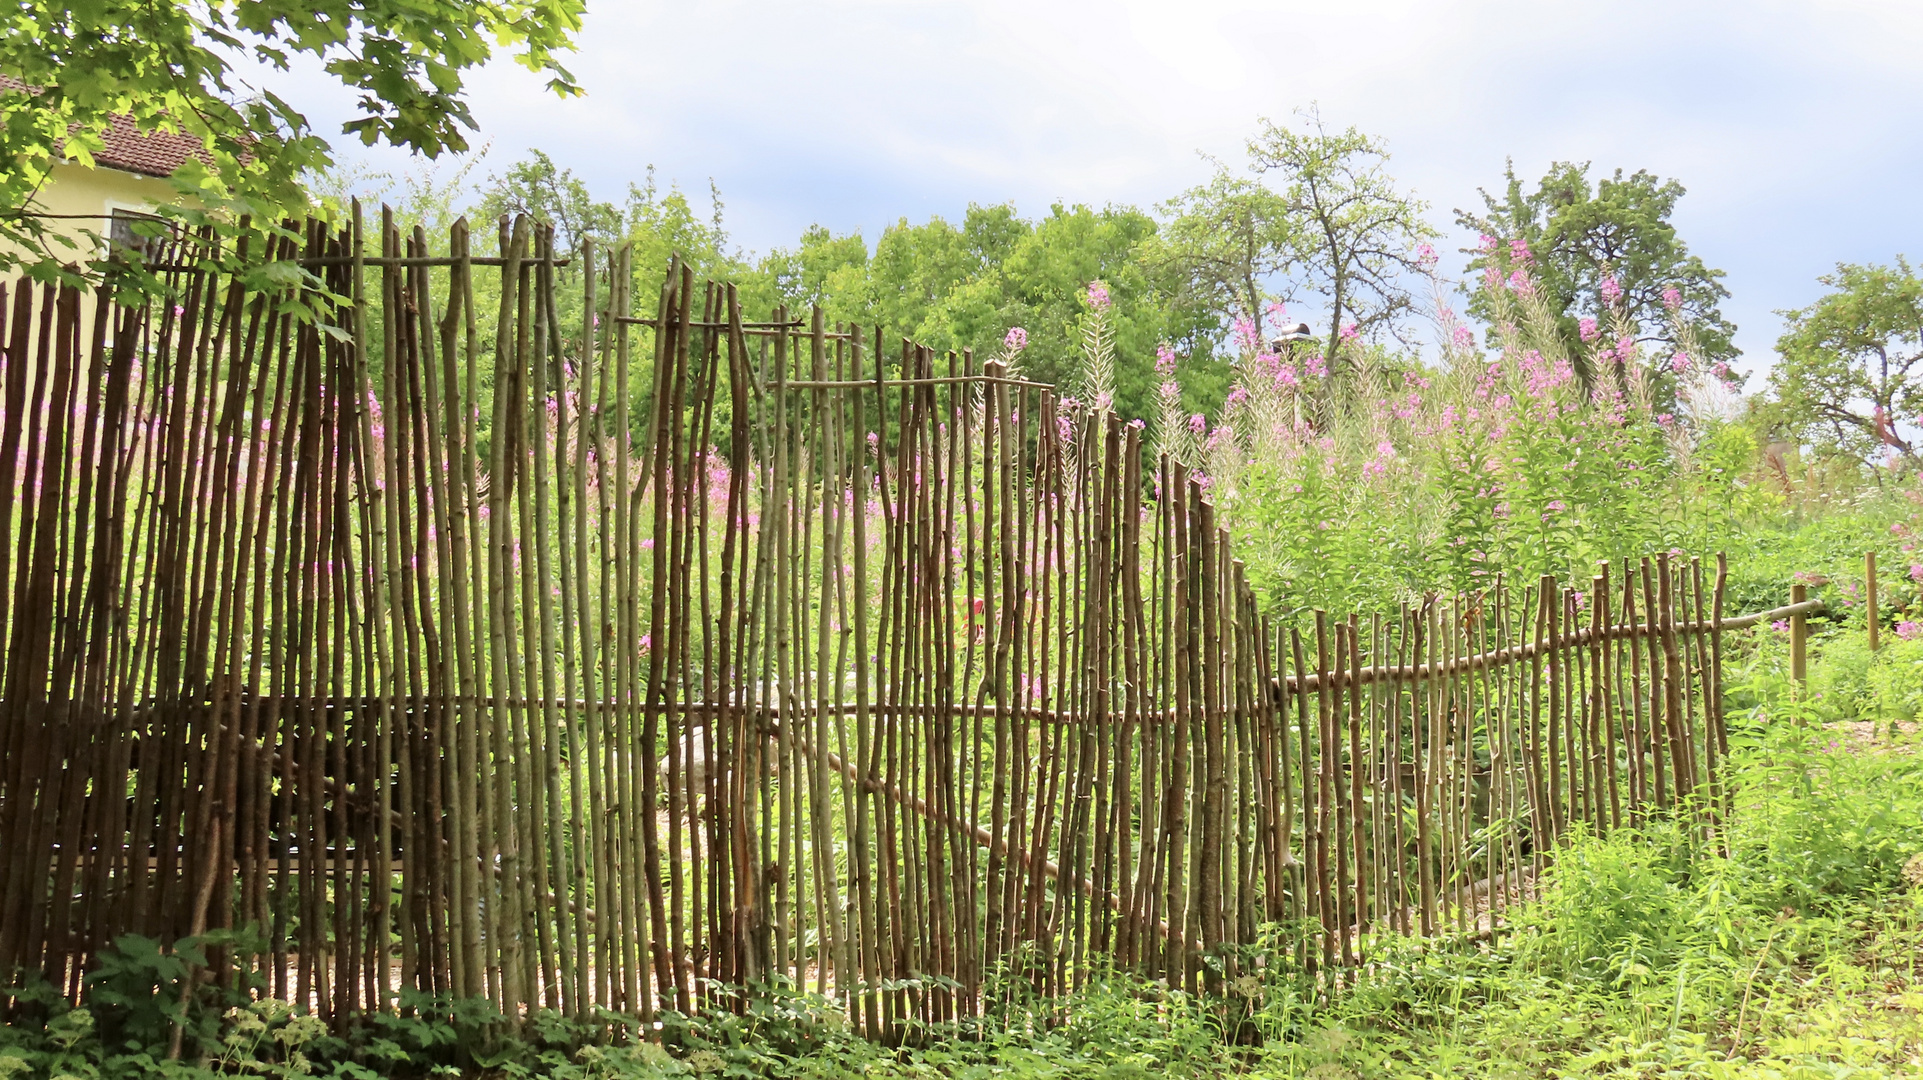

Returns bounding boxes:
[286,0,1923,375]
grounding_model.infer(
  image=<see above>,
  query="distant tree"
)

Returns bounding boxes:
[764,224,869,309]
[1247,108,1436,376]
[1459,161,1734,382]
[478,150,620,263]
[1767,258,1923,467]
[1151,170,1295,337]
[1,0,586,277]
[1157,110,1433,390]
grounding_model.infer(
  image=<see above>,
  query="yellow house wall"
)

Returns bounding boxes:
[7,162,184,267]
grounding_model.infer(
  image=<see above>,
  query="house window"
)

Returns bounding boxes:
[106,207,164,261]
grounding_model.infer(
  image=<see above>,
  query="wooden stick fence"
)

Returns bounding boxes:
[0,214,1810,1035]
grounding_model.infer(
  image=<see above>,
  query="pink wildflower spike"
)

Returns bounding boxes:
[1900,621,1923,641]
[1600,276,1622,304]
[1662,286,1682,311]
[1508,238,1532,264]
[1004,326,1028,351]
[1339,322,1360,343]
[1508,268,1534,295]
[1188,413,1207,436]
[1477,234,1497,252]
[1771,619,1789,633]
[1232,316,1259,353]
[1616,336,1635,358]
[1578,317,1600,343]
[1484,264,1503,290]
[1669,351,1690,374]
[1305,354,1327,378]
[1909,564,1923,583]
[1452,325,1475,349]
[1155,344,1177,376]
[1086,282,1110,310]
[1265,299,1289,320]
[1416,242,1438,269]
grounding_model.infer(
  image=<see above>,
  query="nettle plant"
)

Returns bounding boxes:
[1166,239,1744,615]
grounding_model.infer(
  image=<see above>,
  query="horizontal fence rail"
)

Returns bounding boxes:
[0,213,1801,1036]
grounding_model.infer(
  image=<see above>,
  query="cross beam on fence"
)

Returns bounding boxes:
[0,211,1817,1038]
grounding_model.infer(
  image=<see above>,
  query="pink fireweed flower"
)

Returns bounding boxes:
[1771,619,1789,633]
[1275,364,1299,388]
[1900,621,1923,641]
[1416,242,1438,269]
[1362,440,1395,478]
[1339,322,1360,343]
[1265,299,1289,320]
[1616,336,1636,358]
[1155,343,1177,376]
[1655,412,1674,426]
[1452,325,1475,349]
[1600,276,1622,304]
[1305,353,1328,378]
[1519,349,1574,398]
[1578,317,1600,342]
[1087,282,1111,310]
[1188,413,1208,436]
[1127,417,1145,430]
[1004,326,1028,351]
[1507,268,1534,295]
[1477,234,1498,252]
[1910,563,1923,583]
[1669,351,1690,374]
[1509,238,1532,264]
[1711,361,1732,381]
[1233,316,1259,353]
[1663,286,1682,311]
[1225,385,1250,409]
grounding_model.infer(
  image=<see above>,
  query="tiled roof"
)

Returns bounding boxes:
[2,74,215,178]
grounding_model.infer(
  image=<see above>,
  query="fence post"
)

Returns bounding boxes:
[1790,582,1808,689]
[1866,551,1880,652]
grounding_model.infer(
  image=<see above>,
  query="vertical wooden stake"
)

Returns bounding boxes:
[1790,582,1808,693]
[1866,551,1880,652]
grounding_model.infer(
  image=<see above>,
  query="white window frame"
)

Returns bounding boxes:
[101,198,160,259]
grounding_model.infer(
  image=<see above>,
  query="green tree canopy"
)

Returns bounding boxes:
[1459,160,1734,381]
[751,202,1228,422]
[1149,170,1294,337]
[2,0,585,275]
[1766,257,1923,467]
